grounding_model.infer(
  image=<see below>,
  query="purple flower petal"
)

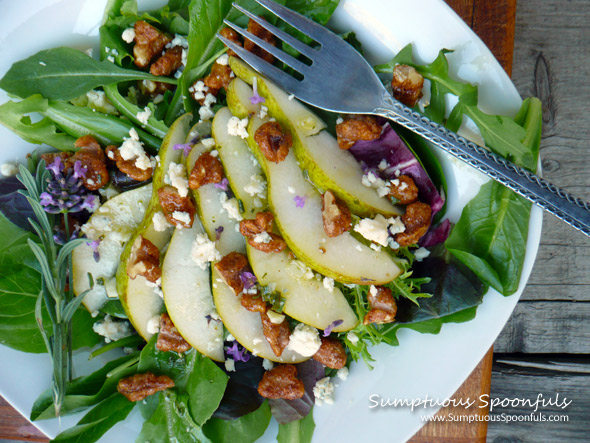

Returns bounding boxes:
[39,192,55,207]
[86,239,100,262]
[215,226,224,240]
[239,271,257,290]
[47,157,63,176]
[80,194,97,212]
[173,143,193,157]
[73,160,88,179]
[205,314,221,325]
[214,178,229,191]
[323,319,343,337]
[249,78,266,105]
[293,195,306,208]
[225,340,251,362]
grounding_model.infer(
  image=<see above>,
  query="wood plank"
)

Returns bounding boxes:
[0,397,47,442]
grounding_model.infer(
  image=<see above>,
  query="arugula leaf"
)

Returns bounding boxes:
[137,390,211,443]
[51,393,135,443]
[277,411,315,443]
[285,0,339,24]
[186,354,229,425]
[0,47,176,101]
[203,401,272,443]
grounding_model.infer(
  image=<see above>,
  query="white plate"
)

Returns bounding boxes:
[0,0,542,442]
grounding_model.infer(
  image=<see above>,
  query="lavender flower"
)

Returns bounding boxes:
[294,195,306,208]
[86,239,100,262]
[40,158,97,214]
[215,226,224,240]
[214,178,229,191]
[249,77,265,105]
[225,340,250,363]
[323,319,344,337]
[173,143,193,157]
[239,271,257,290]
[205,314,221,325]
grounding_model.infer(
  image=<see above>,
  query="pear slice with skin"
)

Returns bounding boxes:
[245,115,402,284]
[214,106,357,331]
[116,113,193,340]
[72,184,152,313]
[226,77,262,119]
[228,58,399,218]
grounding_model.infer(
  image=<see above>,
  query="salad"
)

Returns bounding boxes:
[0,0,543,442]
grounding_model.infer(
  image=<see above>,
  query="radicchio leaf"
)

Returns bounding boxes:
[268,359,325,424]
[419,219,451,248]
[0,176,35,232]
[349,124,444,215]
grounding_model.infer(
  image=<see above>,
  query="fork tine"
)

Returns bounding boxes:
[223,19,308,75]
[254,0,328,41]
[231,3,316,59]
[217,34,302,94]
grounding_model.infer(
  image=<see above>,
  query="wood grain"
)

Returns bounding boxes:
[0,397,47,442]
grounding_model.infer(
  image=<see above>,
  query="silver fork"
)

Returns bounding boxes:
[218,0,590,237]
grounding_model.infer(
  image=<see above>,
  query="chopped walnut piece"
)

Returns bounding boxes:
[247,233,287,253]
[117,372,174,402]
[258,364,305,400]
[239,212,274,237]
[392,64,424,108]
[156,313,191,353]
[241,292,268,313]
[204,62,233,92]
[157,186,195,228]
[254,121,293,163]
[335,115,382,150]
[363,286,397,325]
[150,46,183,77]
[244,18,276,64]
[388,175,419,205]
[260,311,290,357]
[127,236,161,283]
[313,337,347,369]
[105,145,153,182]
[133,21,171,69]
[215,252,250,294]
[188,152,224,190]
[394,201,432,247]
[69,135,109,190]
[321,190,351,237]
[219,27,242,57]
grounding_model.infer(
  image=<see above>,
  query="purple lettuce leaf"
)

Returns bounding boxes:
[349,124,445,215]
[419,219,451,248]
[268,359,325,424]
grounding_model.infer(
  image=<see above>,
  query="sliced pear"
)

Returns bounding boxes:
[116,113,193,340]
[72,184,152,313]
[161,218,224,361]
[246,116,401,284]
[226,77,262,119]
[228,58,399,218]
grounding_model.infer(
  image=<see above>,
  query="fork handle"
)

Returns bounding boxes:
[373,94,590,237]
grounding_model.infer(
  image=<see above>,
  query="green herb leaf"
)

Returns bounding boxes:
[187,354,229,426]
[277,411,315,443]
[0,47,176,101]
[203,401,272,443]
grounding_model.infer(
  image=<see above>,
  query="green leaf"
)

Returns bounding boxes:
[100,299,128,318]
[285,0,339,25]
[137,391,211,443]
[0,47,176,101]
[51,393,135,443]
[203,401,272,443]
[277,411,315,443]
[187,354,229,426]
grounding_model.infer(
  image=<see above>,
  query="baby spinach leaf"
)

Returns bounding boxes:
[277,411,315,443]
[203,401,272,443]
[186,354,229,425]
[137,391,211,443]
[51,393,135,443]
[285,0,340,25]
[0,47,176,101]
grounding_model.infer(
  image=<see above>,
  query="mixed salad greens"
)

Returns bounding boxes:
[0,0,543,442]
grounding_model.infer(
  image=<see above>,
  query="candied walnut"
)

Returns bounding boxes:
[69,135,109,190]
[394,201,432,247]
[241,292,268,313]
[247,232,287,253]
[244,18,276,64]
[363,286,397,325]
[204,62,233,92]
[41,152,72,168]
[392,64,424,108]
[254,121,292,163]
[313,337,347,369]
[157,186,196,228]
[150,46,183,77]
[258,364,305,400]
[117,372,174,402]
[127,236,161,283]
[188,152,224,190]
[321,190,351,237]
[133,21,171,69]
[105,145,153,182]
[156,313,191,353]
[388,175,419,205]
[215,252,250,294]
[220,27,242,57]
[336,115,382,150]
[239,212,274,237]
[260,311,290,357]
